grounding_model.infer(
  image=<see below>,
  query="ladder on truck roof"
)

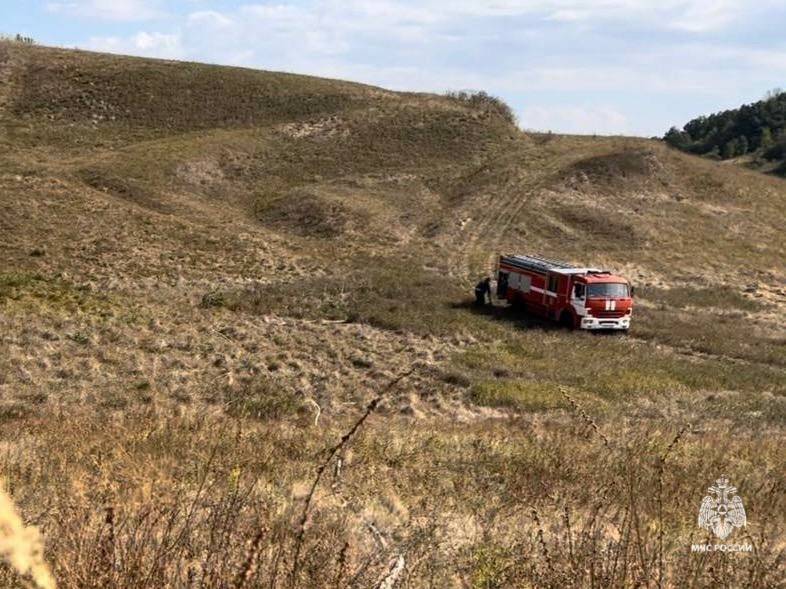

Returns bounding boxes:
[500,254,574,275]
[500,254,607,276]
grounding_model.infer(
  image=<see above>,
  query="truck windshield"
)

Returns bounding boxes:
[587,283,629,298]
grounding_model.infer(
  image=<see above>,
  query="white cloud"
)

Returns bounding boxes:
[64,0,786,134]
[187,10,234,28]
[547,9,590,22]
[45,0,774,31]
[86,31,183,59]
[667,0,742,32]
[313,59,781,101]
[133,31,181,54]
[417,0,758,32]
[519,105,631,135]
[46,0,163,21]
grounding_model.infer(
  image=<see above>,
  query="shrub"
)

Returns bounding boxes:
[445,90,517,125]
[200,290,225,308]
[0,34,35,45]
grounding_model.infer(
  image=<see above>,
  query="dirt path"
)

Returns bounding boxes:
[446,150,565,282]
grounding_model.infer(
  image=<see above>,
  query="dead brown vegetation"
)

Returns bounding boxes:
[0,43,784,587]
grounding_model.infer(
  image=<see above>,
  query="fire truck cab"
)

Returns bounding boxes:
[497,254,633,331]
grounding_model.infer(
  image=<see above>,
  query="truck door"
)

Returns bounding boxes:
[497,271,508,297]
[546,273,559,308]
[571,282,586,317]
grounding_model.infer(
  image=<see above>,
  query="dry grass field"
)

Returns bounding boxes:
[0,42,784,587]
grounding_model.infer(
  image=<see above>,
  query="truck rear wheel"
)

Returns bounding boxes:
[510,295,525,312]
[559,311,575,329]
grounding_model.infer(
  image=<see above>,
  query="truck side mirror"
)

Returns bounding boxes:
[630,286,635,297]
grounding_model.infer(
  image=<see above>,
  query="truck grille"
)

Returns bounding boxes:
[592,310,626,319]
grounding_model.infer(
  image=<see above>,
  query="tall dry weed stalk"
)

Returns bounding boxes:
[0,479,56,589]
[657,424,690,588]
[290,368,415,586]
[559,387,610,447]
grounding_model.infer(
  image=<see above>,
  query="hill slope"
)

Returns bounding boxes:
[1,42,785,587]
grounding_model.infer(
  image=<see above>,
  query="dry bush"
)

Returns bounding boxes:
[0,35,35,45]
[0,392,782,588]
[445,91,517,126]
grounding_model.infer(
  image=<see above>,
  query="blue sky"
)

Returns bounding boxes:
[3,0,786,135]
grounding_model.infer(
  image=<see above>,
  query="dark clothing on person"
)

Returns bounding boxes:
[475,279,491,306]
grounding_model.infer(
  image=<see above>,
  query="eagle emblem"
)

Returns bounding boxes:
[698,476,746,540]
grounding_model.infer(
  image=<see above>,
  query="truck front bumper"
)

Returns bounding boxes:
[580,316,630,330]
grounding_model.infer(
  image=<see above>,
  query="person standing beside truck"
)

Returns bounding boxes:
[474,276,492,306]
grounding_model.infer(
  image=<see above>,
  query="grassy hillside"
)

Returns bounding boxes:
[1,42,785,588]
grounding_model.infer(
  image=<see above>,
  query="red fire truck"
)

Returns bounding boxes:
[497,254,633,330]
